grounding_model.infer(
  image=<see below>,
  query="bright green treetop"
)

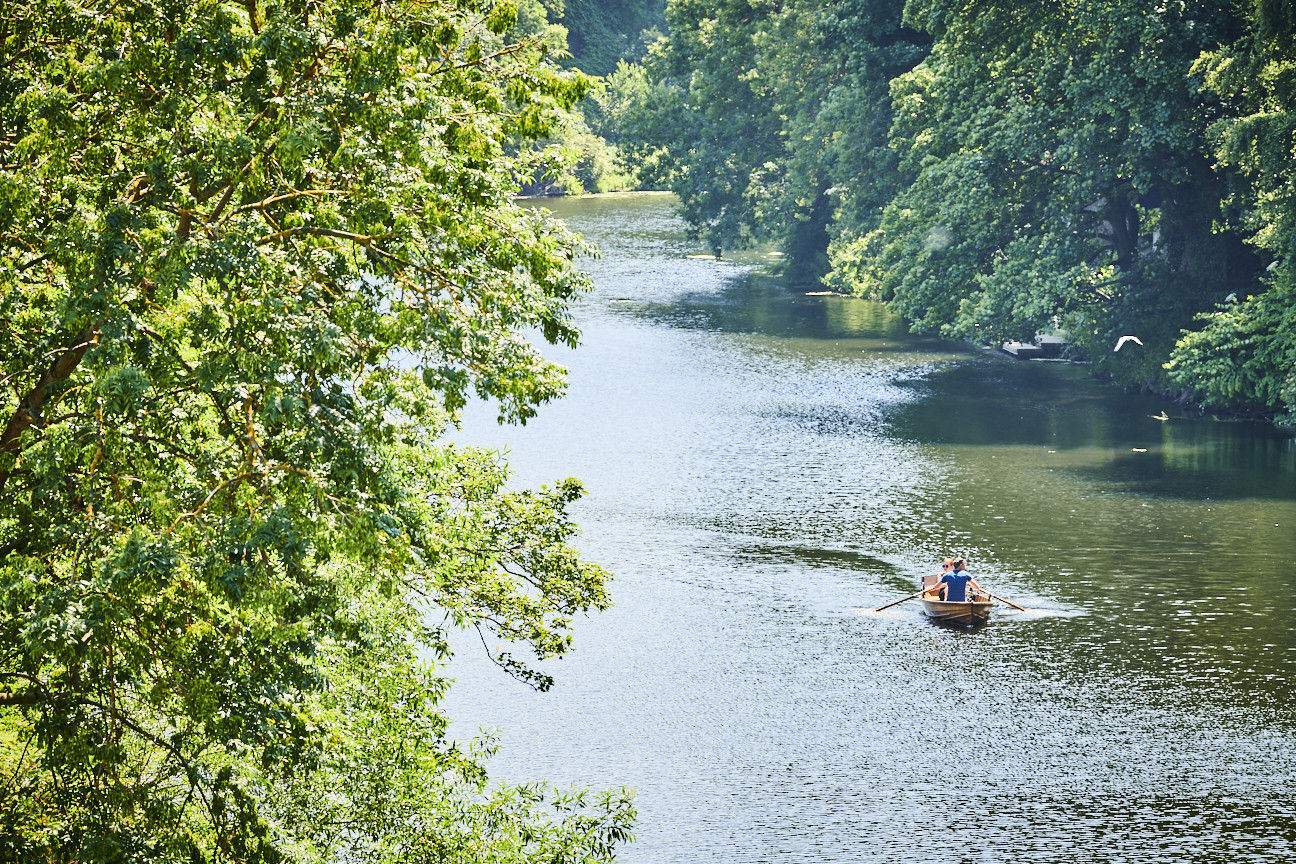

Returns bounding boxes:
[0,0,633,860]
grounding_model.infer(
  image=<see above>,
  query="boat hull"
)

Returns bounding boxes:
[920,596,992,624]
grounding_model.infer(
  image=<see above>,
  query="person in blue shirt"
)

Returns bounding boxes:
[938,557,981,602]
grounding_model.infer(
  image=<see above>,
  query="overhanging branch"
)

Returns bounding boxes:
[0,321,100,493]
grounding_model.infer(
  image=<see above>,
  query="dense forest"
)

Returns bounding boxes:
[579,0,1296,428]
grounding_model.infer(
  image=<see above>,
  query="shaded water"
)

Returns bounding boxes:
[445,193,1296,862]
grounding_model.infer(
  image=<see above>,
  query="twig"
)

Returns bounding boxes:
[230,189,347,214]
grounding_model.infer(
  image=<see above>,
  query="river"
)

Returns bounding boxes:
[444,193,1296,863]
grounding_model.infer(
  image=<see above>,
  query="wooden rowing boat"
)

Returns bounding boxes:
[919,574,993,624]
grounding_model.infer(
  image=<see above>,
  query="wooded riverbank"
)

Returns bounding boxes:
[558,0,1296,429]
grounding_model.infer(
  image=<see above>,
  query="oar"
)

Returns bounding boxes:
[874,584,936,612]
[975,589,1027,612]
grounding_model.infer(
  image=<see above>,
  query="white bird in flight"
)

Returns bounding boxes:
[1113,335,1143,352]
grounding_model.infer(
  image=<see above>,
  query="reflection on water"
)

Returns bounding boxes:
[445,193,1296,863]
[890,361,1296,499]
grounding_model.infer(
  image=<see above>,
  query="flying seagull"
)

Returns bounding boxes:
[1113,335,1143,352]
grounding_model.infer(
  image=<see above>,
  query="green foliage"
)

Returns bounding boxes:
[615,0,1296,417]
[850,0,1250,361]
[560,0,667,77]
[636,0,785,256]
[516,110,637,195]
[1166,278,1296,422]
[614,0,925,270]
[1168,0,1296,421]
[0,0,632,860]
[498,0,644,196]
[585,60,688,192]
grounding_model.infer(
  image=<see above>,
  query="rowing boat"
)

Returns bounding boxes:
[919,574,992,624]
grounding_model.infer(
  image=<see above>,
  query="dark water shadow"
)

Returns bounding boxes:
[736,542,901,575]
[1066,446,1296,500]
[922,614,993,634]
[882,358,1296,501]
[886,359,1153,447]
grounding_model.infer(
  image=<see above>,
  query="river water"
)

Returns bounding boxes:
[444,193,1296,863]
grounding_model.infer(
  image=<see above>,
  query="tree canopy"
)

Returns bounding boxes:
[608,0,1296,424]
[603,0,925,275]
[1164,0,1296,416]
[560,0,666,77]
[0,0,633,860]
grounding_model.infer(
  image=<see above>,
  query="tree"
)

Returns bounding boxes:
[828,0,1260,387]
[1165,0,1296,424]
[642,0,787,257]
[0,0,633,860]
[618,0,925,270]
[584,59,686,192]
[618,0,1296,419]
[560,0,666,77]
[745,0,926,281]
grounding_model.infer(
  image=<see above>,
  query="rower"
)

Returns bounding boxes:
[938,557,981,601]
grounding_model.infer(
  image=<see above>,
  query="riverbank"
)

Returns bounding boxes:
[517,190,1293,432]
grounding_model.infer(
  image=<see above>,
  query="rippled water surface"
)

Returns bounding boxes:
[445,193,1296,863]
